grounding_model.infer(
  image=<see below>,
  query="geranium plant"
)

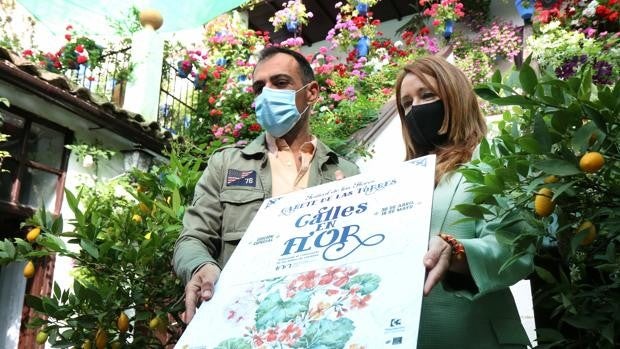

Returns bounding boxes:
[269,0,314,32]
[419,0,465,35]
[477,20,522,60]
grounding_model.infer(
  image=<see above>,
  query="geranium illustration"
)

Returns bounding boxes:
[215,266,380,349]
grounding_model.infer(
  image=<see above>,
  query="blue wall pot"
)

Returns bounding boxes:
[443,20,454,40]
[515,0,534,21]
[356,3,369,16]
[215,57,227,66]
[286,20,298,33]
[356,36,370,57]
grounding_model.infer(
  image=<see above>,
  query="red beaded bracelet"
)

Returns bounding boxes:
[439,233,465,260]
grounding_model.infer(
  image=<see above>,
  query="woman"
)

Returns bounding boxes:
[395,56,533,348]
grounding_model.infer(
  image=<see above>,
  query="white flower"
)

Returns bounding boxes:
[320,105,329,112]
[393,40,404,48]
[82,154,94,168]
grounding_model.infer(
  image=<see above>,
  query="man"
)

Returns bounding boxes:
[173,46,360,322]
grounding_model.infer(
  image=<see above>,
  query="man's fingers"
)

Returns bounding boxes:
[184,285,199,323]
[423,236,452,295]
[334,170,344,180]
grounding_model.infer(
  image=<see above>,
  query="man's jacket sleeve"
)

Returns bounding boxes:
[173,151,225,284]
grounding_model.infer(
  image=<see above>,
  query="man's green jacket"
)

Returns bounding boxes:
[173,134,360,284]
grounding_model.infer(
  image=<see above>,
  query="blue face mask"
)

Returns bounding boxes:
[254,83,311,138]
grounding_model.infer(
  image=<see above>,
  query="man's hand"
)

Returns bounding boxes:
[422,236,452,296]
[183,263,221,323]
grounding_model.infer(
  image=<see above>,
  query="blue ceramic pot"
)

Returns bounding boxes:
[514,0,534,22]
[177,60,190,78]
[356,3,369,16]
[356,36,370,57]
[443,20,454,40]
[215,57,227,66]
[286,20,298,33]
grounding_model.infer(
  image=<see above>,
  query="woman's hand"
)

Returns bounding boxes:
[423,235,453,296]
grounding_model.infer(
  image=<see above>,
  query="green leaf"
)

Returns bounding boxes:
[215,338,252,349]
[459,168,484,184]
[25,295,45,312]
[491,95,539,107]
[578,67,592,100]
[474,87,500,101]
[601,322,615,344]
[582,103,605,129]
[453,204,492,219]
[533,116,551,153]
[0,239,16,260]
[343,274,380,295]
[491,69,502,84]
[534,266,557,284]
[79,240,99,259]
[38,234,66,252]
[532,159,581,176]
[519,64,538,95]
[483,174,504,193]
[254,290,311,331]
[292,318,354,349]
[479,137,490,158]
[517,136,540,154]
[563,315,598,330]
[536,328,565,342]
[571,122,598,153]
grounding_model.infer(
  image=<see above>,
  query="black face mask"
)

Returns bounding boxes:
[403,100,448,153]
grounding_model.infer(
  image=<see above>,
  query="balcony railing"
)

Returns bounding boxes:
[62,46,198,135]
[63,46,132,108]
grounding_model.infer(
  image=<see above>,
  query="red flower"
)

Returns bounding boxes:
[65,25,73,31]
[22,49,33,57]
[212,70,221,79]
[208,96,216,104]
[75,44,84,53]
[249,123,261,132]
[240,112,250,119]
[87,76,95,81]
[353,16,367,29]
[64,34,72,41]
[608,11,619,21]
[198,73,207,81]
[77,55,88,64]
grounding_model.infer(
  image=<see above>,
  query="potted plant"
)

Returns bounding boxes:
[269,0,314,34]
[514,0,534,23]
[419,0,465,40]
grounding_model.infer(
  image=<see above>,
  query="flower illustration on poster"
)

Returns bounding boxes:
[215,266,380,348]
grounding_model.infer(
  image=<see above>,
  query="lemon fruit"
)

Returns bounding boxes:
[26,227,41,242]
[576,220,596,246]
[148,317,160,330]
[534,188,555,217]
[35,331,48,345]
[95,328,107,349]
[131,214,142,223]
[117,312,129,333]
[543,175,558,184]
[579,151,604,173]
[82,339,92,349]
[23,261,35,278]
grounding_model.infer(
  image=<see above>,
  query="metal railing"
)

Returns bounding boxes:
[63,46,132,107]
[157,60,197,133]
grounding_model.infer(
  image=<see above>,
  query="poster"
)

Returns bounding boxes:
[176,156,436,349]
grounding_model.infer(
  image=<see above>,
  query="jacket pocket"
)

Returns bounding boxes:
[219,189,265,241]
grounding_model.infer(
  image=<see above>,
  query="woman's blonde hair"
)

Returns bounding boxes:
[395,56,487,183]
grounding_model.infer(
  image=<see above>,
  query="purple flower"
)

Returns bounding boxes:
[593,60,613,85]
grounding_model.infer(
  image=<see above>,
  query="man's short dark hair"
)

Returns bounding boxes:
[255,46,315,83]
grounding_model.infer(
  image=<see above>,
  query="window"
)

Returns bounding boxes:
[0,105,71,237]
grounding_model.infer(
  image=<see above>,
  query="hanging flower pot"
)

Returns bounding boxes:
[356,2,369,16]
[286,20,298,33]
[177,60,192,78]
[514,0,534,23]
[356,36,371,57]
[443,20,454,40]
[215,57,227,67]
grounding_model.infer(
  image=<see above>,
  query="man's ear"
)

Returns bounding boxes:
[306,81,320,103]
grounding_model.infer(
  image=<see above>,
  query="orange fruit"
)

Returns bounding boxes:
[23,261,35,278]
[95,328,107,349]
[117,312,129,333]
[534,188,555,217]
[579,151,604,173]
[543,175,558,184]
[575,220,596,246]
[35,331,48,345]
[26,227,41,242]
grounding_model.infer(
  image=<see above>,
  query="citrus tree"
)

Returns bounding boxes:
[0,142,206,348]
[458,59,619,347]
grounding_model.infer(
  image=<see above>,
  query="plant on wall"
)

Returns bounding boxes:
[460,59,619,347]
